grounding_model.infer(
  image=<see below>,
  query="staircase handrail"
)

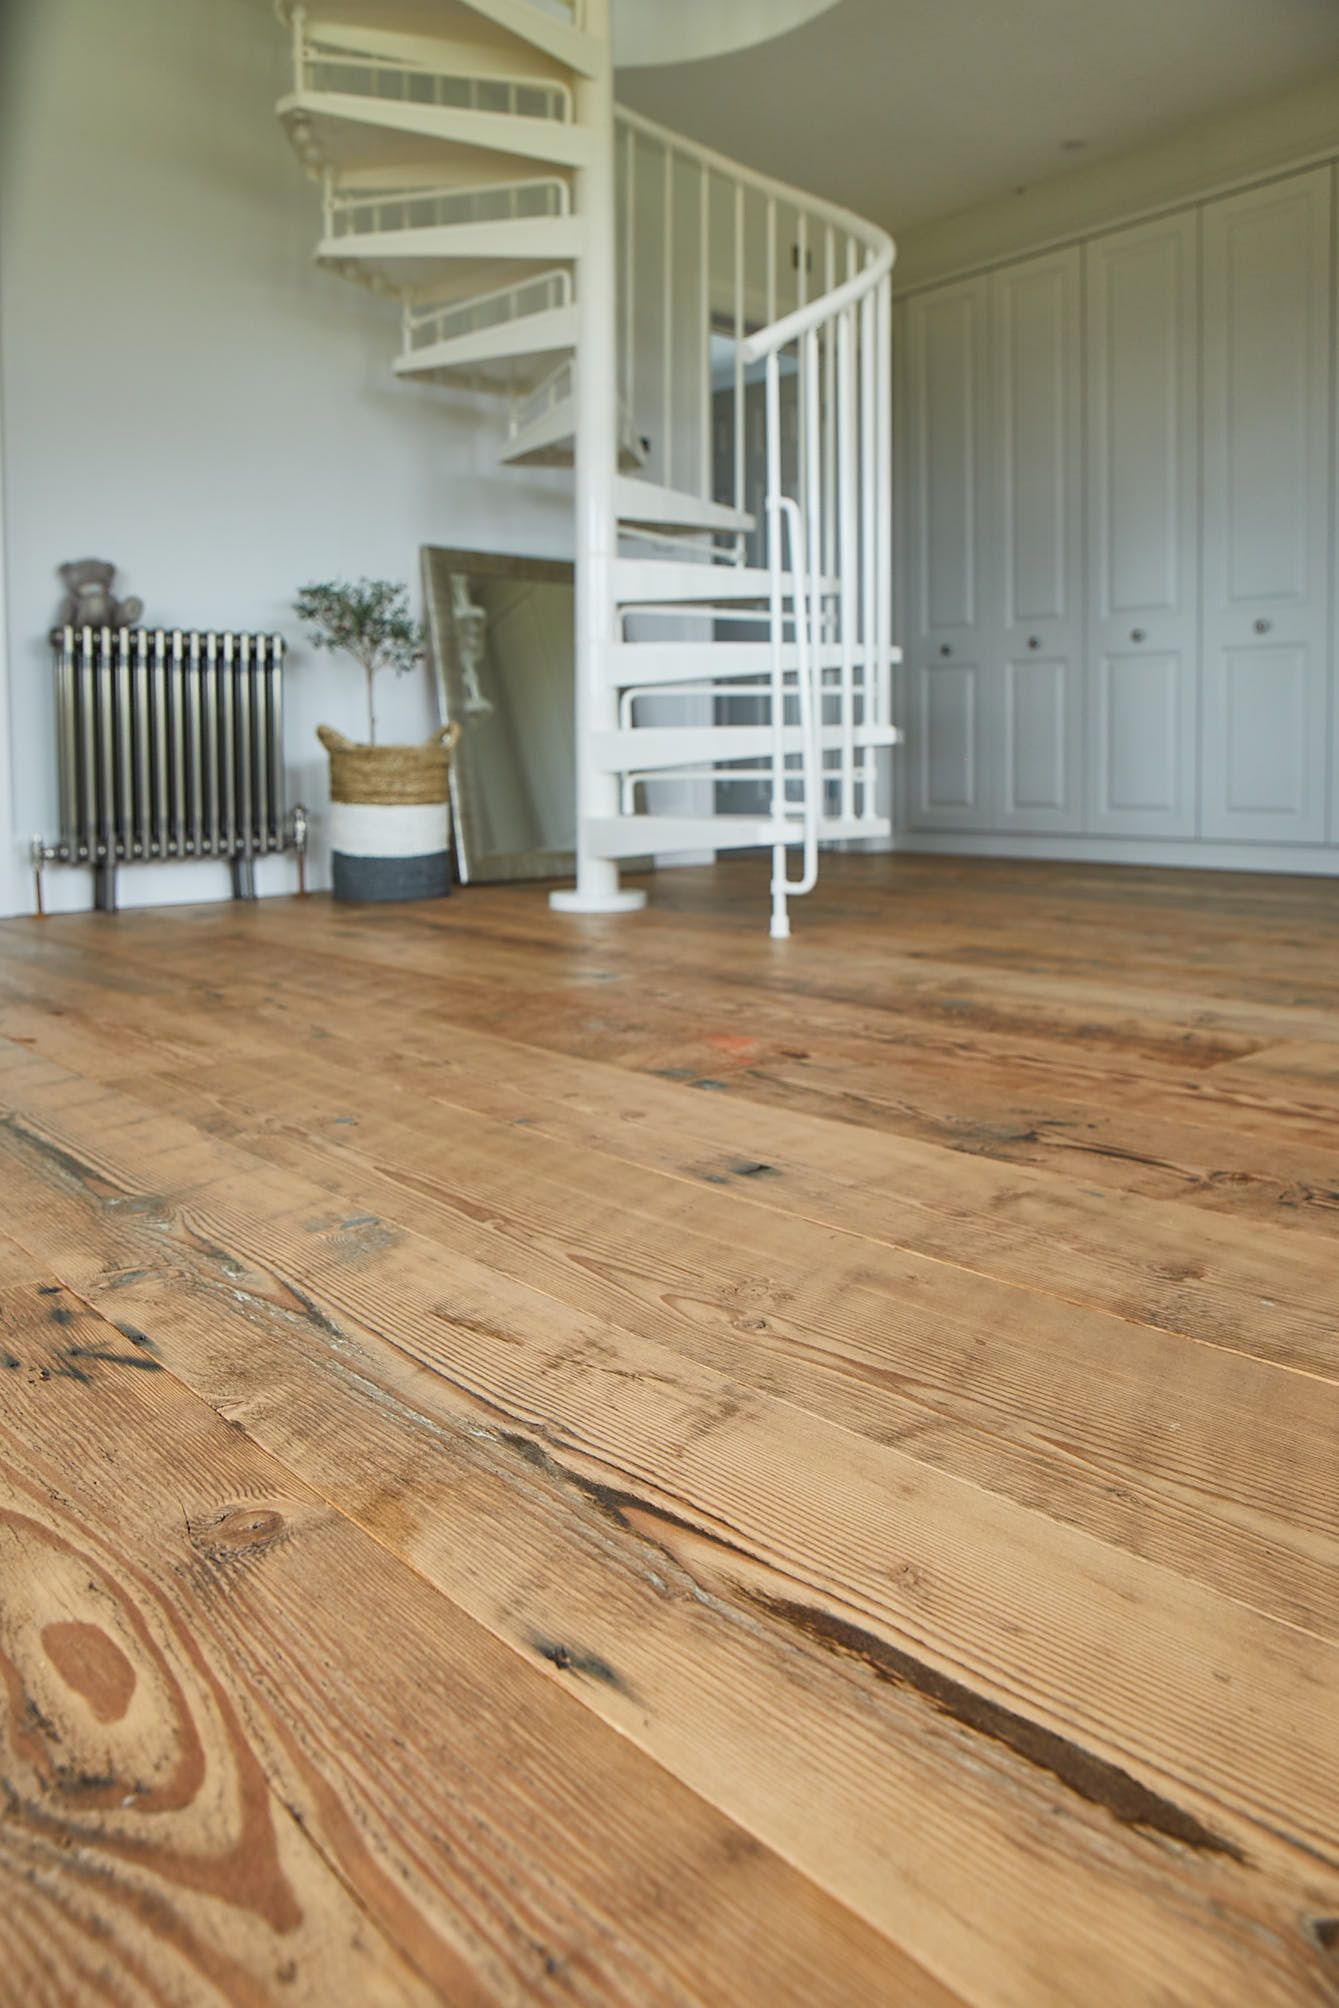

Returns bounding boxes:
[740,250,894,362]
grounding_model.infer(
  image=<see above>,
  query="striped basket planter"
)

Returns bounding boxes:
[318,722,461,903]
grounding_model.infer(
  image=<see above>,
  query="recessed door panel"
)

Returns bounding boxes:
[993,249,1083,829]
[1085,212,1199,837]
[1212,197,1321,609]
[913,285,982,636]
[997,261,1074,627]
[903,277,993,827]
[1006,657,1068,815]
[914,661,986,819]
[1096,652,1182,816]
[1202,169,1331,843]
[1220,645,1316,825]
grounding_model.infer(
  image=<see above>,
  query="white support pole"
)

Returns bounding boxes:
[733,182,745,557]
[550,0,646,915]
[661,139,674,490]
[291,3,307,89]
[822,226,837,585]
[699,161,711,504]
[765,351,789,941]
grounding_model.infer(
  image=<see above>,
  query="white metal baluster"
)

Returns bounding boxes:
[291,4,307,91]
[822,227,837,588]
[662,140,673,487]
[804,326,825,841]
[780,494,819,900]
[804,325,823,680]
[765,349,788,939]
[733,182,745,559]
[843,236,858,811]
[860,270,877,816]
[795,212,809,567]
[876,271,893,736]
[837,305,857,823]
[622,124,635,423]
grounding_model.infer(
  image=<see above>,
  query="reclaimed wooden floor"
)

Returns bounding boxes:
[1,852,1338,2008]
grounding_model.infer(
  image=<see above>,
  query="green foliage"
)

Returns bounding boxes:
[296,578,425,745]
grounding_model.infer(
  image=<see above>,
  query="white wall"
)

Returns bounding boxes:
[0,0,573,916]
[614,0,842,72]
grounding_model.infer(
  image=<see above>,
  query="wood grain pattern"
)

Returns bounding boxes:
[0,1281,945,2008]
[112,1050,1339,1641]
[2,852,1339,2007]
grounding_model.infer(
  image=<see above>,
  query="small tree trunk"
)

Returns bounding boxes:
[366,664,377,746]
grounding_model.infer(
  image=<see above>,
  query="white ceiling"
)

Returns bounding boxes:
[613,0,842,69]
[616,0,1339,231]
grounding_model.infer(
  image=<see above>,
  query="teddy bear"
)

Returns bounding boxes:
[52,559,144,637]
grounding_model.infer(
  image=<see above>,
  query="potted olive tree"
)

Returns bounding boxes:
[297,579,460,903]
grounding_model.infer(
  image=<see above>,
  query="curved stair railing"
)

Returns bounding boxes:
[276,0,900,934]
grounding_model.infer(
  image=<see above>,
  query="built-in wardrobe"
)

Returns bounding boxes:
[894,161,1339,868]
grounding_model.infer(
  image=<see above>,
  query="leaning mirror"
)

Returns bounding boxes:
[421,546,576,885]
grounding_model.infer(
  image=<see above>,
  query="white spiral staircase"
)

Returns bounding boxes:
[276,0,900,936]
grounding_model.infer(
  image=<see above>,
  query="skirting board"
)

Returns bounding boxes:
[897,830,1339,877]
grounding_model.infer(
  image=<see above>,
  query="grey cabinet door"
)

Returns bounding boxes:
[1201,168,1332,844]
[991,248,1084,832]
[1085,211,1199,838]
[903,276,995,828]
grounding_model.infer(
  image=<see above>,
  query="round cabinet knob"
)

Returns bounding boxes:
[1026,635,1041,650]
[939,644,952,658]
[1253,618,1272,635]
[1130,628,1147,643]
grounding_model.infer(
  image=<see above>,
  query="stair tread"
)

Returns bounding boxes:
[584,813,892,860]
[612,559,839,604]
[445,0,601,77]
[592,723,902,773]
[318,216,582,262]
[279,94,594,172]
[395,302,578,377]
[599,639,900,686]
[500,396,647,470]
[276,0,601,77]
[614,479,754,535]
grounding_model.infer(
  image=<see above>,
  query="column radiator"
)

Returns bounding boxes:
[35,626,308,912]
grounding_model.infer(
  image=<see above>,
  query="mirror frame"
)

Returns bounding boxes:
[421,545,577,886]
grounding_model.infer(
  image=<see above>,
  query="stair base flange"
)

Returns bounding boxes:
[549,887,648,915]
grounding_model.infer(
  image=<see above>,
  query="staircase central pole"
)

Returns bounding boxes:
[550,0,646,916]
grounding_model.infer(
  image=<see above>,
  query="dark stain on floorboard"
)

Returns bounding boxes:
[745,1590,1246,1862]
[529,1636,634,1697]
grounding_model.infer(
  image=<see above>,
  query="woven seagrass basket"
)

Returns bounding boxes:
[317,722,461,903]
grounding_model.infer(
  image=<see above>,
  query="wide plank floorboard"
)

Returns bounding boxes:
[2,852,1338,2008]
